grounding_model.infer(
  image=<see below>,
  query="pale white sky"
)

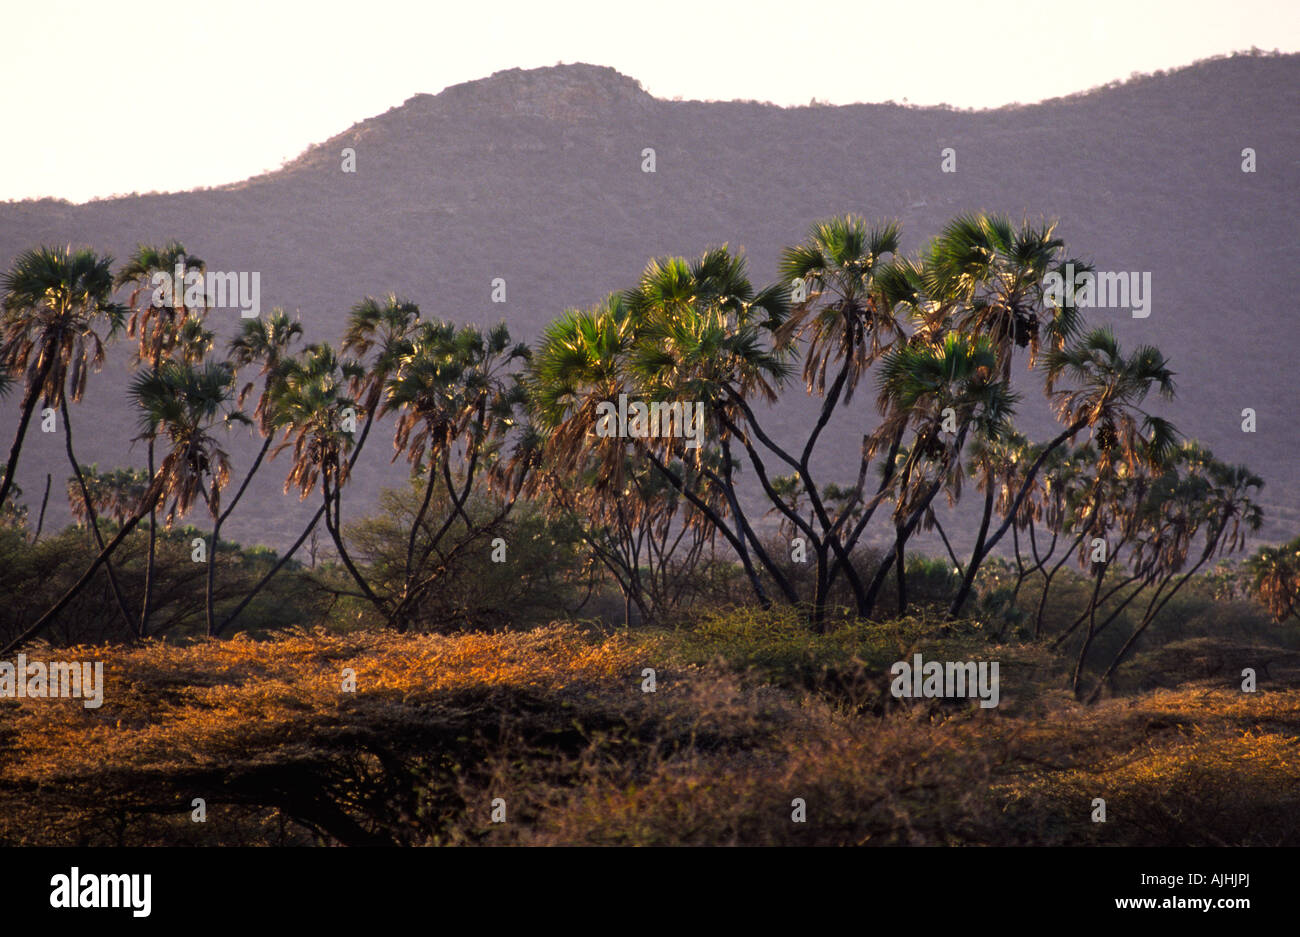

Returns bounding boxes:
[2,0,1295,202]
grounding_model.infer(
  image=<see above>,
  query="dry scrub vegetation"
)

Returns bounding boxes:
[2,616,1296,846]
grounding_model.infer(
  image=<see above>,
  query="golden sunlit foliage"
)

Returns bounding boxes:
[2,617,1297,846]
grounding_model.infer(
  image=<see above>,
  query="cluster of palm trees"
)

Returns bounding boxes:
[0,215,1282,699]
[1244,536,1300,624]
[526,213,1262,647]
[0,245,530,652]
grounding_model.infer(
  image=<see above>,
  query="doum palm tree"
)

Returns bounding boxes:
[0,246,125,512]
[1,360,242,655]
[0,245,134,630]
[379,319,530,631]
[205,310,304,635]
[1244,536,1300,624]
[862,332,1017,617]
[946,327,1179,617]
[115,241,209,637]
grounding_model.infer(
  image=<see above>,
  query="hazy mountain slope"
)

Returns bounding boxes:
[1,53,1296,553]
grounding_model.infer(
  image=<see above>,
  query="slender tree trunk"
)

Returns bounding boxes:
[812,544,830,633]
[139,437,157,638]
[1010,523,1028,603]
[32,473,51,543]
[861,428,968,620]
[214,404,377,636]
[205,524,222,637]
[646,451,777,609]
[62,398,135,634]
[1086,545,1218,704]
[894,527,907,615]
[1033,567,1057,639]
[322,473,388,624]
[1071,560,1110,697]
[207,435,273,636]
[945,480,996,619]
[214,505,324,636]
[0,359,56,513]
[947,418,1087,617]
[1053,569,1142,649]
[729,428,828,614]
[932,517,964,578]
[717,438,799,605]
[828,423,906,613]
[722,394,869,611]
[1,501,156,655]
[391,457,441,631]
[1036,526,1092,638]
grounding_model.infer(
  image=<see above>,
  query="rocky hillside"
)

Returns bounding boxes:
[1,54,1296,551]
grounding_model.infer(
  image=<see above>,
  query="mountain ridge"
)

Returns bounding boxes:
[1,51,1295,552]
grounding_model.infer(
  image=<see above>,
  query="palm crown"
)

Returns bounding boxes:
[130,360,246,523]
[1,245,125,407]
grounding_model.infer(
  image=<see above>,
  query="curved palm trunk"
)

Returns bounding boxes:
[944,478,995,616]
[387,454,446,632]
[794,358,870,619]
[32,473,51,543]
[894,526,907,615]
[827,423,906,613]
[947,418,1088,617]
[931,516,965,577]
[214,505,323,636]
[206,435,273,636]
[1085,539,1221,704]
[1053,566,1143,649]
[138,438,157,638]
[385,435,489,632]
[322,472,388,622]
[645,450,777,609]
[0,358,56,512]
[1037,524,1094,638]
[715,439,799,607]
[861,538,897,618]
[214,407,378,636]
[722,393,868,612]
[62,398,135,634]
[1010,523,1027,602]
[1070,560,1111,697]
[1,495,157,656]
[864,423,973,619]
